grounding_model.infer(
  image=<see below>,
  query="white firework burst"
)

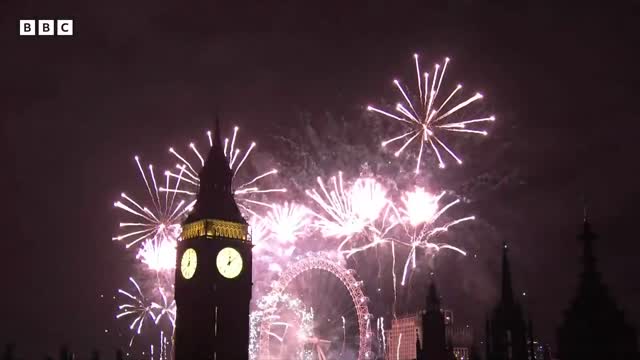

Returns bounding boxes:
[368,54,495,172]
[117,277,157,345]
[112,156,188,249]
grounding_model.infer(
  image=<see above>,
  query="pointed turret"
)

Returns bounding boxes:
[417,278,448,360]
[501,242,514,304]
[486,242,530,360]
[185,116,246,224]
[580,207,597,276]
[213,114,223,148]
[427,281,441,312]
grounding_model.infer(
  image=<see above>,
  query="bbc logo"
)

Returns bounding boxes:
[19,19,73,36]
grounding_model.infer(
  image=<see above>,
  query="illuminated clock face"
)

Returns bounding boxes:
[180,248,197,279]
[216,247,243,279]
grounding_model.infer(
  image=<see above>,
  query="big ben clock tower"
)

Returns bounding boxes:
[174,118,252,360]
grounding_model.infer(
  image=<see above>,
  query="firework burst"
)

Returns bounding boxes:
[263,202,311,260]
[306,173,393,254]
[136,237,177,272]
[305,172,474,290]
[368,54,495,172]
[150,287,176,328]
[117,278,176,347]
[163,126,286,218]
[396,186,475,285]
[250,202,311,271]
[264,202,311,246]
[112,156,188,249]
[117,277,157,346]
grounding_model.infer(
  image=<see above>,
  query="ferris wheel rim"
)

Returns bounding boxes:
[258,254,372,360]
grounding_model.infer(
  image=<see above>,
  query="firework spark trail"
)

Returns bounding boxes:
[112,157,187,249]
[117,278,157,346]
[151,287,176,328]
[159,331,168,360]
[340,316,347,357]
[340,203,401,259]
[163,127,286,218]
[380,317,387,355]
[391,241,398,318]
[368,54,495,172]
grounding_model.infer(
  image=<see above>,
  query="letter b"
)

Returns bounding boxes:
[39,20,54,36]
[19,20,36,36]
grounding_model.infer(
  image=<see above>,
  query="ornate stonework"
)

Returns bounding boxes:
[181,219,250,241]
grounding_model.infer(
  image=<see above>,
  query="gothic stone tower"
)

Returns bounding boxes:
[416,281,456,360]
[557,215,639,359]
[174,118,252,360]
[485,243,529,360]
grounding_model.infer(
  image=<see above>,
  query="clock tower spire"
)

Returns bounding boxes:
[185,116,246,224]
[174,116,253,360]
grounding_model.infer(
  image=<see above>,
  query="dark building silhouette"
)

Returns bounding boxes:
[173,118,253,360]
[416,281,456,360]
[1,345,125,360]
[469,346,482,360]
[485,243,535,360]
[385,280,473,359]
[557,215,639,360]
[58,346,72,360]
[3,344,16,360]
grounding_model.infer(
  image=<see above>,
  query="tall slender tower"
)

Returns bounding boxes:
[485,243,529,360]
[174,118,252,360]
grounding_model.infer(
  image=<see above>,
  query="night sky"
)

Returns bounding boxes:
[2,1,640,358]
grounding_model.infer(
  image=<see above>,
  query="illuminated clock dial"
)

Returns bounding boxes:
[180,248,197,279]
[216,247,243,279]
